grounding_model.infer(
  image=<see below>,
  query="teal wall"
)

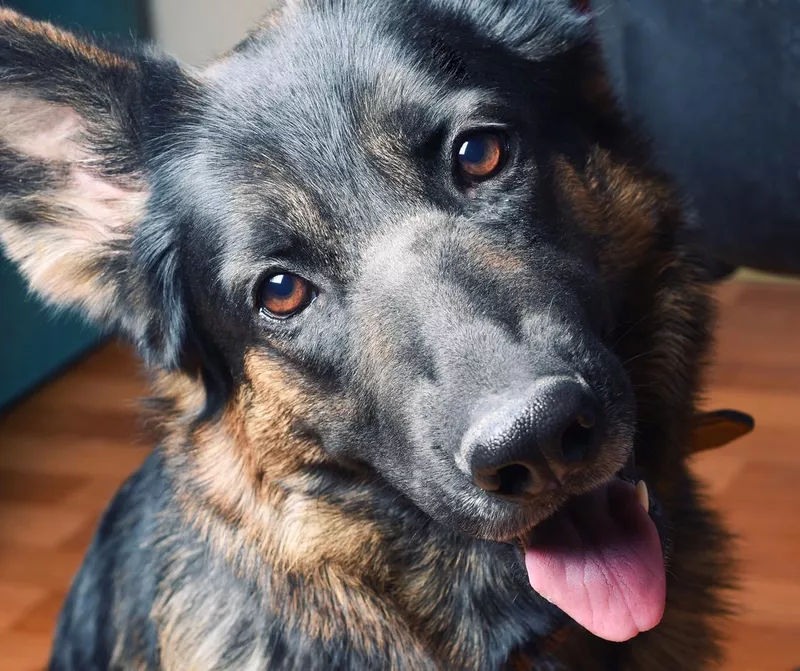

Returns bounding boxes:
[10,0,146,36]
[0,1,146,410]
[0,254,100,409]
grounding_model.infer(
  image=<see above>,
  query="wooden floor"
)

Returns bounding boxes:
[0,278,798,670]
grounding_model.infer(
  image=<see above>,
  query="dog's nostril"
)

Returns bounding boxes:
[494,463,536,498]
[474,463,539,497]
[561,413,597,463]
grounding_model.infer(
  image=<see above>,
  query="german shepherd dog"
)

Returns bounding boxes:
[0,1,737,669]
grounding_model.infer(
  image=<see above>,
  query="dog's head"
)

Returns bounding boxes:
[0,1,713,644]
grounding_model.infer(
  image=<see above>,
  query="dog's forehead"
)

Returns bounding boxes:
[191,0,577,204]
[187,6,504,282]
[177,0,586,294]
[202,8,458,181]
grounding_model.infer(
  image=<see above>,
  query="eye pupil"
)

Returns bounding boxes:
[459,138,488,164]
[268,274,295,297]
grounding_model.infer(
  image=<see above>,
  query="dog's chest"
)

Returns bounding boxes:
[382,536,572,670]
[152,527,568,670]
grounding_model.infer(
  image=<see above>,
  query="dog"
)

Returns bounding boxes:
[0,2,740,669]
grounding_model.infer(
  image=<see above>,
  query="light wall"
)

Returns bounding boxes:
[150,0,279,64]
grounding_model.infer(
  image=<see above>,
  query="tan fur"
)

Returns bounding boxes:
[554,150,669,278]
[151,354,442,669]
[152,555,432,671]
[0,194,144,313]
[150,353,425,665]
[360,124,428,196]
[466,238,527,275]
[394,544,490,662]
[0,183,146,315]
[162,353,387,576]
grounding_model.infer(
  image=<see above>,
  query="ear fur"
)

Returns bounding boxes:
[433,0,590,59]
[0,9,198,368]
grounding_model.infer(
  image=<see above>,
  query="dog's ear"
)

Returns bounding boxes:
[0,9,197,368]
[439,0,590,59]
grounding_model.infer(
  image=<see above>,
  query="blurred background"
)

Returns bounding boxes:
[0,1,798,669]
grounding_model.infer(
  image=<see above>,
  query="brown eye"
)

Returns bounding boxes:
[258,272,316,319]
[456,131,507,181]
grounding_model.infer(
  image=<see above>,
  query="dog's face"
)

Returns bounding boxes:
[0,0,712,645]
[186,0,635,541]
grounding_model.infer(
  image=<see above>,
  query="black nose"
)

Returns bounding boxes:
[462,377,602,501]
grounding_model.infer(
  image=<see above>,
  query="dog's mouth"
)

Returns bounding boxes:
[515,457,666,643]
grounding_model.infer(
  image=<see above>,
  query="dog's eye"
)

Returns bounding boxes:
[257,272,317,319]
[456,131,507,182]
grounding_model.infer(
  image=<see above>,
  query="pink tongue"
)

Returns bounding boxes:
[524,480,665,642]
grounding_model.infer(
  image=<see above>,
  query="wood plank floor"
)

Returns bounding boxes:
[0,278,798,670]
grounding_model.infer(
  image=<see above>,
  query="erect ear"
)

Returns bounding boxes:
[0,9,197,368]
[439,0,590,59]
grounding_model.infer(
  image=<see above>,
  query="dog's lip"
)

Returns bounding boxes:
[500,450,647,547]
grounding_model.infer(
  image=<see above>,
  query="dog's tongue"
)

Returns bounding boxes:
[524,479,665,642]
